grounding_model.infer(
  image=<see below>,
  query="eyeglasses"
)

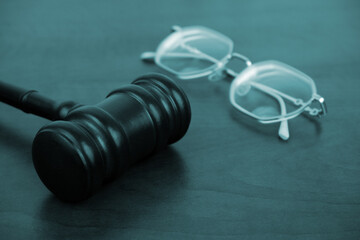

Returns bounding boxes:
[141,25,327,140]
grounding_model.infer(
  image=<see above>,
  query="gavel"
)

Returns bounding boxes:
[0,74,191,202]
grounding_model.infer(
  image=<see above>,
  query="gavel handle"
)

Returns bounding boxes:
[0,81,78,121]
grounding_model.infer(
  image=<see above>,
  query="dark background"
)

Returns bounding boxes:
[0,0,359,239]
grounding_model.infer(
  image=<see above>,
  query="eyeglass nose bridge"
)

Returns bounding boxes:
[208,53,252,81]
[232,53,252,67]
[224,53,252,79]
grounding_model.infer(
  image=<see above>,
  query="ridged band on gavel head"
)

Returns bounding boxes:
[114,73,191,146]
[32,73,191,202]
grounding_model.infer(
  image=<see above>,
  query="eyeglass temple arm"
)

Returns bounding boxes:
[141,52,156,62]
[141,51,222,63]
[252,81,326,117]
[250,83,290,140]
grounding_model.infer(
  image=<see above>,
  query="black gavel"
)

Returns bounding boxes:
[0,74,191,202]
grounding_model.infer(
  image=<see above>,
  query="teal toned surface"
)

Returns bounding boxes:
[0,0,359,239]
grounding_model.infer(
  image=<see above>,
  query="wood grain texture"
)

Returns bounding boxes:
[0,0,359,239]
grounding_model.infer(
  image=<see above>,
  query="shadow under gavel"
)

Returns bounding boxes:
[0,74,191,202]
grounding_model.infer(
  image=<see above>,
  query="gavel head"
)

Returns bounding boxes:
[32,74,191,202]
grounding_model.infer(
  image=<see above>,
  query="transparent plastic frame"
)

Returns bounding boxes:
[229,61,327,123]
[141,25,327,140]
[141,25,252,80]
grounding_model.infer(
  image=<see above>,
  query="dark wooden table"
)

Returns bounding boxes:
[0,0,359,239]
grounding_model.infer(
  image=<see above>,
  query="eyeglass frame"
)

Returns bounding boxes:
[141,25,327,140]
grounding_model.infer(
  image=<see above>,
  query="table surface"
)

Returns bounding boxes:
[0,0,359,239]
